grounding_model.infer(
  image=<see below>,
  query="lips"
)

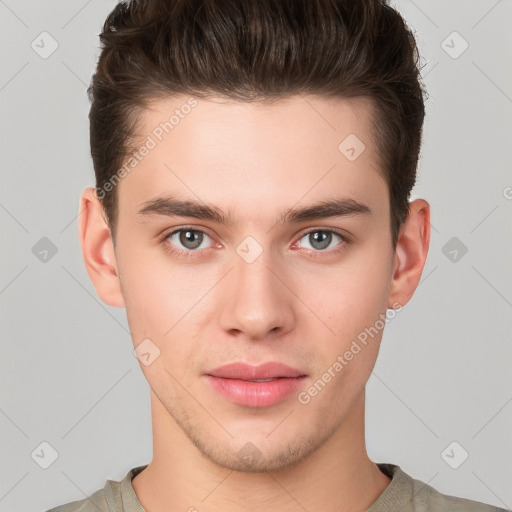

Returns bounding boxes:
[204,362,308,407]
[206,361,306,380]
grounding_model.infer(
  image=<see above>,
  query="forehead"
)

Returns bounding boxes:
[118,94,387,223]
[137,93,377,153]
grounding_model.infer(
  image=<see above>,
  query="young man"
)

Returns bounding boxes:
[48,0,508,511]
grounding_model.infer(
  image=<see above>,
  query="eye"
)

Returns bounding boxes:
[163,228,215,256]
[295,229,348,252]
[161,227,349,259]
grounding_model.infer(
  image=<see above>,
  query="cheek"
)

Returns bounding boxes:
[121,269,204,338]
[116,244,215,363]
[306,246,392,330]
[118,265,206,389]
[296,246,393,379]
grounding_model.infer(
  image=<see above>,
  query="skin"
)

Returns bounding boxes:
[79,94,430,512]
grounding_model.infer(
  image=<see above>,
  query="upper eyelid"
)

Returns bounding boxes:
[300,227,348,238]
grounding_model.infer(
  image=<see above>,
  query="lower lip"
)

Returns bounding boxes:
[205,375,307,407]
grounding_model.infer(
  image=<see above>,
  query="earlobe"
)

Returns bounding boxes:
[388,199,431,309]
[78,187,125,308]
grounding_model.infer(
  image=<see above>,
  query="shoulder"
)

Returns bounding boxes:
[387,463,510,512]
[45,487,109,512]
[45,464,148,512]
[410,477,509,512]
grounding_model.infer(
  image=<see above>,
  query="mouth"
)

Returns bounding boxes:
[206,361,306,380]
[204,362,308,408]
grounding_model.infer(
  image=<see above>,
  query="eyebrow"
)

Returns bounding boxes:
[137,195,372,225]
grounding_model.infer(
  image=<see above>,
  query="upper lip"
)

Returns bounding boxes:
[207,362,306,380]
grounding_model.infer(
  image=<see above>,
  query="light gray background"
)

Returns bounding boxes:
[1,1,511,511]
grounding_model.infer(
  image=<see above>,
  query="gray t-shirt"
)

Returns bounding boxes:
[46,462,510,511]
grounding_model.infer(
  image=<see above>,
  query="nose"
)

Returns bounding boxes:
[217,246,296,341]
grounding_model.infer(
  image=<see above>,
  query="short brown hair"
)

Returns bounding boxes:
[88,0,426,248]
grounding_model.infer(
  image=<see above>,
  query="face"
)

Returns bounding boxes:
[106,94,400,472]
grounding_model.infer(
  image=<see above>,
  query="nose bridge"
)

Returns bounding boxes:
[218,238,294,339]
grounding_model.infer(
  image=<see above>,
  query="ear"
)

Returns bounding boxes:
[78,187,125,308]
[388,199,431,308]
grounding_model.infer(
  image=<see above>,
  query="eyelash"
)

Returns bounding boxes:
[160,226,350,259]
